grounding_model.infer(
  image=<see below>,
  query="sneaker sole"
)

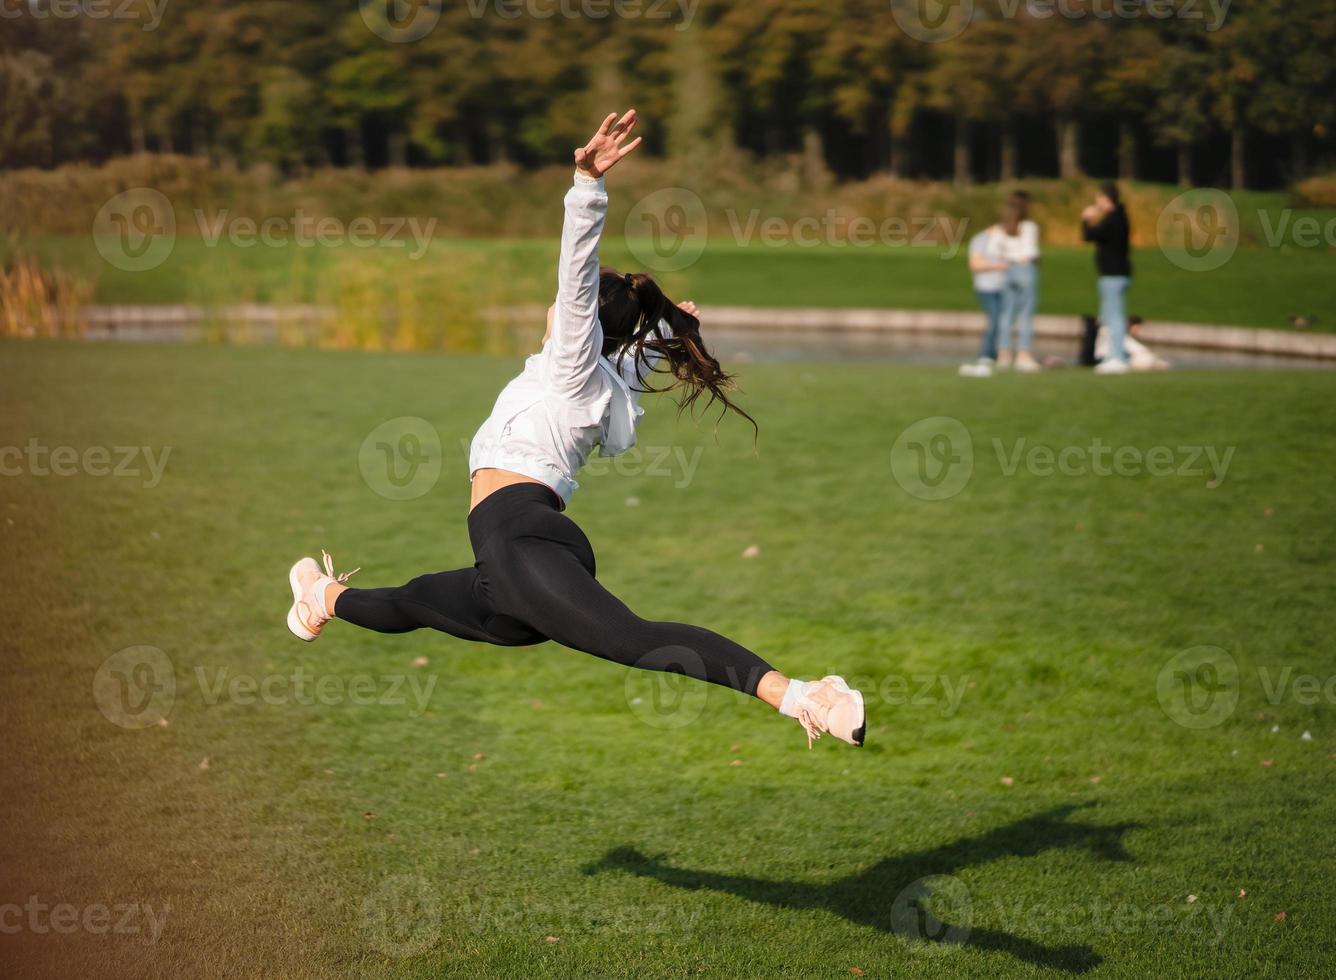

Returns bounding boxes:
[823,675,866,747]
[287,560,318,642]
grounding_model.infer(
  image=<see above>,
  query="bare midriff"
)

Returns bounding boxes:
[469,467,553,512]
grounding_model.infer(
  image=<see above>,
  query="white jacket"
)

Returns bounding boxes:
[468,173,662,507]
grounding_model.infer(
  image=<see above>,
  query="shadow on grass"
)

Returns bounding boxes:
[583,803,1140,974]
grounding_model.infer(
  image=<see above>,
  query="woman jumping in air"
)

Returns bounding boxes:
[285,110,865,749]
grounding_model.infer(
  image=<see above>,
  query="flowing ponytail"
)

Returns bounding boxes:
[597,268,757,435]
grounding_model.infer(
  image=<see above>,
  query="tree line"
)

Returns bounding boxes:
[2,0,1333,188]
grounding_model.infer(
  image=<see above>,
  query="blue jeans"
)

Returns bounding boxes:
[999,263,1038,353]
[1098,276,1131,363]
[975,290,1003,360]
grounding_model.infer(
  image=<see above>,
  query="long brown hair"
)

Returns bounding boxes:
[1002,190,1030,236]
[597,268,756,434]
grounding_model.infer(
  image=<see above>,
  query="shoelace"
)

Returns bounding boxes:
[321,549,360,584]
[797,706,825,750]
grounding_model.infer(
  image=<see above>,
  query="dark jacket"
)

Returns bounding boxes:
[1082,206,1132,278]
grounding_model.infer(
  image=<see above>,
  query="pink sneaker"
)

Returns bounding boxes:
[794,675,866,748]
[286,550,359,642]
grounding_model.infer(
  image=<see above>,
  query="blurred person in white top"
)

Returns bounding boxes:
[958,218,1010,378]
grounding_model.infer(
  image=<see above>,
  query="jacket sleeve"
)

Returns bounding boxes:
[1083,213,1113,244]
[545,172,608,395]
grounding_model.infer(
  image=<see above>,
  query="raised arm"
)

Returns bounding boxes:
[546,110,642,394]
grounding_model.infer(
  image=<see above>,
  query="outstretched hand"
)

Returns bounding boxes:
[574,110,642,179]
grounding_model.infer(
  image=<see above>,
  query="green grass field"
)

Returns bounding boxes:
[3,341,1335,978]
[18,233,1336,333]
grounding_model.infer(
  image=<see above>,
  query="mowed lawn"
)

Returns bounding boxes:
[19,232,1336,333]
[2,341,1335,978]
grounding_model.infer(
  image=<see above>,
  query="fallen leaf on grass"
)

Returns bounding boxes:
[1275,911,1287,922]
[1187,895,1197,904]
[741,545,760,559]
[545,935,560,944]
[729,759,743,767]
[198,758,210,771]
[363,812,376,820]
[1000,776,1015,787]
[435,772,447,779]
[412,656,429,667]
[1238,889,1247,899]
[849,968,865,976]
[473,753,485,761]
[1262,759,1275,768]
[1089,775,1102,784]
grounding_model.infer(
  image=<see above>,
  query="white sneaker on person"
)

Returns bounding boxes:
[958,358,994,378]
[785,676,866,749]
[1094,358,1130,375]
[286,550,359,641]
[1015,351,1042,374]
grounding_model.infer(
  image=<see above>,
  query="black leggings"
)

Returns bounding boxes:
[335,484,775,695]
